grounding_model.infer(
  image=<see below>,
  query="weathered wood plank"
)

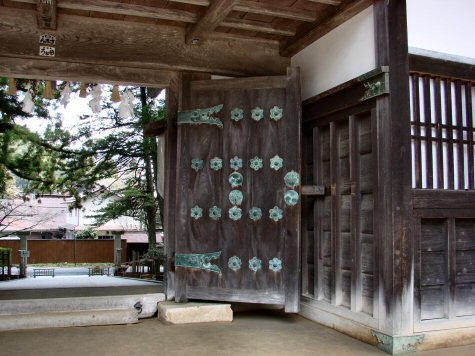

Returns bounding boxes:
[190,76,286,91]
[313,127,324,300]
[350,115,362,312]
[413,190,475,210]
[448,218,456,319]
[0,7,289,77]
[330,121,342,306]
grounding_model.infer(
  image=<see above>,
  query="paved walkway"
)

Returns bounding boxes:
[0,274,163,300]
[1,309,475,356]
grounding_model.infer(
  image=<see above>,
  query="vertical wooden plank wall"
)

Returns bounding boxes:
[302,87,378,327]
[409,54,475,332]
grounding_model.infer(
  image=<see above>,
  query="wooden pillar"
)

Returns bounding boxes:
[164,71,181,301]
[373,0,413,337]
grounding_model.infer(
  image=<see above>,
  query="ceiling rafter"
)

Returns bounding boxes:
[234,1,315,22]
[12,0,198,23]
[186,0,239,45]
[220,18,295,37]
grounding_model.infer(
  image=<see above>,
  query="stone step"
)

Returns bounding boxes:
[0,309,138,331]
[158,301,233,324]
[0,293,165,319]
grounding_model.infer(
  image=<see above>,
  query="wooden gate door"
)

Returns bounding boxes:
[174,68,301,312]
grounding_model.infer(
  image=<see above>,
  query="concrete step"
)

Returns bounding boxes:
[0,309,139,331]
[0,293,165,319]
[158,301,233,324]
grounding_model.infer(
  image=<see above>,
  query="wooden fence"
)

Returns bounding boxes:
[0,239,127,264]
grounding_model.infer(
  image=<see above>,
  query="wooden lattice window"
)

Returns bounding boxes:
[410,74,475,189]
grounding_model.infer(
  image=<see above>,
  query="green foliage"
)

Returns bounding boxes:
[0,78,166,247]
[142,244,165,263]
[75,228,98,240]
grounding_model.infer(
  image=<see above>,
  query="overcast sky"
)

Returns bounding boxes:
[407,0,475,60]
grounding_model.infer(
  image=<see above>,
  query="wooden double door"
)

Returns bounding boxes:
[173,68,301,312]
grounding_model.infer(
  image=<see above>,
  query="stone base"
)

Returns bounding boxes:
[0,309,138,331]
[157,301,233,324]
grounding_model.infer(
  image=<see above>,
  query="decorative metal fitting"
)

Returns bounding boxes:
[229,190,243,206]
[229,172,243,188]
[269,106,283,121]
[284,170,300,188]
[209,206,222,221]
[269,257,282,272]
[190,205,203,220]
[229,206,242,221]
[175,251,222,274]
[249,207,262,221]
[284,190,299,206]
[228,256,242,271]
[191,158,204,172]
[230,156,243,171]
[269,206,283,222]
[250,156,263,171]
[270,155,283,171]
[210,157,223,171]
[249,257,262,272]
[251,107,264,121]
[178,104,224,128]
[230,108,244,122]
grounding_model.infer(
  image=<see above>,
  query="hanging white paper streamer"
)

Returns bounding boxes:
[60,83,72,108]
[89,85,102,114]
[21,83,35,114]
[118,89,134,119]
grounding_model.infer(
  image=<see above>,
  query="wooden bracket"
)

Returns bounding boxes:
[37,0,57,30]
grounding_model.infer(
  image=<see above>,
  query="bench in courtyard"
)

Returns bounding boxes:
[33,268,55,278]
[88,266,110,276]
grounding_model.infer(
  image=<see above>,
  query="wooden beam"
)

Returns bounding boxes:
[12,0,197,23]
[306,0,342,5]
[280,0,372,57]
[168,0,209,5]
[234,1,315,22]
[220,18,295,37]
[36,0,56,30]
[0,7,289,77]
[186,0,238,45]
[0,56,173,87]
